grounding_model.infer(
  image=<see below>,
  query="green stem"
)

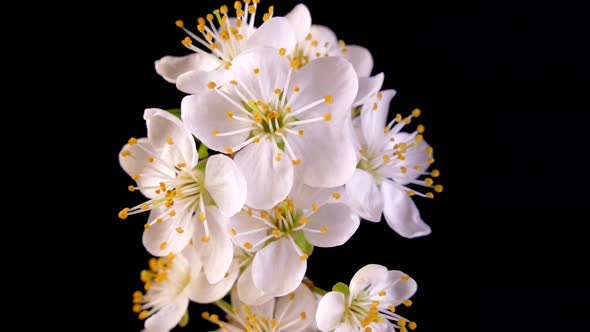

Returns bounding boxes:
[311,286,328,296]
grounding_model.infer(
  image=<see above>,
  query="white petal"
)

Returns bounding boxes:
[285,4,312,42]
[120,138,171,199]
[309,25,338,51]
[290,126,356,188]
[176,68,229,95]
[344,45,373,77]
[349,264,388,297]
[252,237,306,296]
[144,108,198,167]
[275,284,317,332]
[155,54,221,84]
[188,258,240,303]
[193,207,234,283]
[144,296,189,331]
[181,93,250,153]
[304,203,359,247]
[334,323,357,332]
[142,207,194,256]
[345,169,383,222]
[205,154,247,217]
[246,17,297,54]
[233,138,293,210]
[229,210,271,252]
[180,245,203,277]
[289,56,358,122]
[383,132,432,184]
[354,73,385,106]
[361,89,396,150]
[381,270,418,307]
[370,322,396,332]
[237,265,274,305]
[316,291,346,331]
[381,180,431,238]
[288,180,333,212]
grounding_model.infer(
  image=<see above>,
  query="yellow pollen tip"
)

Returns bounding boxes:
[227,111,234,119]
[156,218,163,224]
[220,5,228,13]
[323,113,332,121]
[253,68,260,74]
[177,162,186,168]
[289,293,295,300]
[377,92,383,100]
[202,312,210,319]
[401,275,410,280]
[181,37,192,46]
[128,185,135,192]
[427,157,435,164]
[160,242,167,250]
[144,224,150,230]
[133,291,143,298]
[312,203,318,212]
[431,169,440,177]
[425,192,434,198]
[197,17,205,24]
[320,226,329,233]
[399,318,407,327]
[373,103,378,110]
[139,310,149,320]
[400,166,408,174]
[383,155,391,164]
[413,165,421,171]
[199,212,206,221]
[324,95,334,104]
[201,236,210,242]
[292,159,301,165]
[272,229,281,237]
[166,136,174,145]
[121,150,131,157]
[378,291,387,296]
[148,157,154,163]
[299,217,308,225]
[140,203,149,210]
[275,153,281,162]
[211,314,219,322]
[247,208,253,216]
[425,178,434,186]
[300,254,309,261]
[270,319,277,327]
[285,106,292,113]
[412,108,422,117]
[254,137,260,143]
[128,137,138,145]
[434,184,444,193]
[290,59,299,68]
[225,146,233,154]
[231,228,237,236]
[365,328,372,332]
[244,242,253,249]
[417,124,425,133]
[234,1,242,9]
[207,81,217,89]
[298,130,304,136]
[396,114,402,122]
[274,88,281,95]
[300,312,306,320]
[332,193,341,200]
[388,304,396,312]
[169,210,176,216]
[415,134,424,142]
[176,227,184,234]
[206,13,214,21]
[132,174,140,180]
[279,48,286,56]
[409,322,417,330]
[211,129,219,136]
[175,20,184,27]
[230,80,238,86]
[248,5,256,14]
[407,190,415,196]
[425,147,434,154]
[404,117,411,124]
[294,86,300,92]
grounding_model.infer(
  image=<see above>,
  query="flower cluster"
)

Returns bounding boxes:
[119,2,442,331]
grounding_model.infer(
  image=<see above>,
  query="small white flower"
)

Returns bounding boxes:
[119,108,246,282]
[201,283,318,332]
[181,47,358,209]
[229,180,360,297]
[316,264,418,332]
[155,1,297,84]
[133,248,239,332]
[283,4,384,106]
[345,91,442,238]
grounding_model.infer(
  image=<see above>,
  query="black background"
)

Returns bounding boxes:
[56,0,589,330]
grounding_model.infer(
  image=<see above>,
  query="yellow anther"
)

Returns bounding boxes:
[128,137,138,146]
[290,58,299,68]
[133,291,143,298]
[425,192,434,198]
[253,68,260,74]
[412,108,421,117]
[225,146,233,154]
[272,229,281,237]
[197,24,205,33]
[244,242,253,249]
[169,210,176,216]
[298,130,304,136]
[388,304,396,312]
[139,310,149,320]
[425,147,434,154]
[202,312,210,319]
[220,5,228,13]
[128,185,135,192]
[211,314,219,322]
[407,190,415,196]
[270,319,277,327]
[165,136,173,145]
[207,81,217,89]
[294,86,300,92]
[262,13,270,21]
[201,236,210,242]
[221,30,230,40]
[156,218,163,224]
[401,275,410,280]
[176,227,184,234]
[199,212,206,221]
[254,137,260,143]
[403,299,413,307]
[400,166,408,174]
[332,193,341,200]
[306,32,312,40]
[399,318,407,327]
[285,106,292,113]
[427,157,435,164]
[197,17,205,24]
[324,95,334,104]
[425,178,434,186]
[278,48,286,56]
[167,252,175,260]
[300,312,306,320]
[417,124,425,133]
[144,224,150,230]
[320,226,329,233]
[275,153,281,162]
[231,228,237,236]
[434,184,444,193]
[206,13,214,21]
[413,165,421,171]
[409,322,417,330]
[365,328,372,332]
[140,203,150,210]
[431,169,440,177]
[147,157,154,163]
[396,114,402,122]
[383,155,391,164]
[181,37,192,46]
[298,217,308,225]
[247,208,253,216]
[160,242,167,250]
[323,113,332,121]
[176,162,186,169]
[175,20,184,27]
[377,92,383,100]
[211,129,219,137]
[225,61,232,69]
[234,1,242,9]
[229,80,238,86]
[121,150,131,157]
[248,5,256,14]
[268,5,274,14]
[404,117,411,124]
[132,174,140,180]
[378,291,387,296]
[312,203,318,212]
[225,111,234,119]
[415,134,423,142]
[299,254,309,261]
[384,127,390,134]
[358,149,367,157]
[274,88,281,95]
[311,40,319,47]
[209,43,219,50]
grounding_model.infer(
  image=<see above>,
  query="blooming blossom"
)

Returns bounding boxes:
[345,91,442,238]
[133,248,239,332]
[229,180,360,297]
[181,47,358,209]
[119,108,246,282]
[316,264,418,332]
[156,0,297,84]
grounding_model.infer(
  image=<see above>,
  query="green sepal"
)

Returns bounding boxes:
[166,108,182,119]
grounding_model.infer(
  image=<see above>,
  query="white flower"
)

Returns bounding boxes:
[133,247,239,332]
[180,47,358,209]
[229,180,360,297]
[316,264,418,332]
[155,1,297,84]
[202,283,318,332]
[283,4,384,106]
[345,91,442,238]
[119,108,246,282]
